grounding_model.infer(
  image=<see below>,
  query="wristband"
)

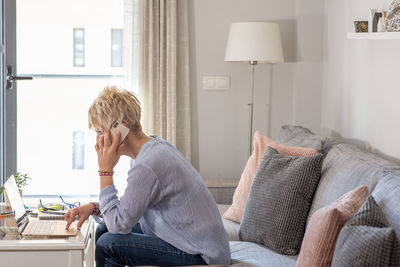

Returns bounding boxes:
[98,170,114,176]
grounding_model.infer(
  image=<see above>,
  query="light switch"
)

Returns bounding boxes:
[202,76,230,90]
[203,76,215,90]
[215,76,230,90]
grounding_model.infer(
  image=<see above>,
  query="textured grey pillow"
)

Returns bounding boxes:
[239,146,324,256]
[332,196,400,267]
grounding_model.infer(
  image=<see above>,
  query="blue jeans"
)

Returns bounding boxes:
[95,223,207,267]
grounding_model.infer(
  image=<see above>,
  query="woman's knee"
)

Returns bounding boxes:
[95,232,123,263]
[95,232,112,266]
[96,232,115,257]
[95,224,108,244]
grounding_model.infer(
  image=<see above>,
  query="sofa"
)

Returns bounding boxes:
[216,125,400,266]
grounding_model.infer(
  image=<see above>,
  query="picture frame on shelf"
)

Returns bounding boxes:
[354,21,368,32]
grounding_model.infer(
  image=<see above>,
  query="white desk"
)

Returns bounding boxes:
[0,216,95,267]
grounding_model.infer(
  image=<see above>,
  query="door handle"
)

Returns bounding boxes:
[6,65,33,90]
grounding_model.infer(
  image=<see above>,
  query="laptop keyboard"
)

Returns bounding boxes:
[28,221,57,234]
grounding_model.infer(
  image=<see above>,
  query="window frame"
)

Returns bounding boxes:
[1,0,17,200]
[0,0,5,194]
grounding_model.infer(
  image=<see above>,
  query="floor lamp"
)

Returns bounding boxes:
[224,22,284,157]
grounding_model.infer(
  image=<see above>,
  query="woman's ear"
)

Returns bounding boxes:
[121,119,129,128]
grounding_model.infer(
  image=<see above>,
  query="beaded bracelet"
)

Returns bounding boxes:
[89,202,101,216]
[98,170,114,176]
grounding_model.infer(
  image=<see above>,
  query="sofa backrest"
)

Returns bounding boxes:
[307,144,400,224]
[277,125,400,233]
[276,125,323,151]
[276,125,341,156]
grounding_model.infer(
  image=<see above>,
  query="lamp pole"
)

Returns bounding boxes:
[267,64,273,137]
[248,60,257,157]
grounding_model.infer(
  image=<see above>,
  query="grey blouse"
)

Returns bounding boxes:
[98,136,231,265]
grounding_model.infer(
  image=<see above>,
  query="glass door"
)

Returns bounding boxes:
[15,0,129,197]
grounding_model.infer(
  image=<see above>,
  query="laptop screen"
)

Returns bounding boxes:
[4,175,28,225]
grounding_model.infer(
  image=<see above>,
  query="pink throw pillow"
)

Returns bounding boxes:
[296,186,370,267]
[223,131,318,223]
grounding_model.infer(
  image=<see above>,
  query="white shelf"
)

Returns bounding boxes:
[347,32,400,40]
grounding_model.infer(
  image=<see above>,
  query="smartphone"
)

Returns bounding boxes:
[110,121,130,144]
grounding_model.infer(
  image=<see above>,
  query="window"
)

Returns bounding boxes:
[111,29,123,67]
[16,0,128,196]
[72,131,85,170]
[73,28,85,67]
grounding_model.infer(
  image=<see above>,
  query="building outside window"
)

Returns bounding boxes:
[72,131,85,170]
[111,29,123,67]
[73,28,85,67]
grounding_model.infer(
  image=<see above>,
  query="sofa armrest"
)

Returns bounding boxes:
[217,204,240,241]
[217,204,230,216]
[204,178,238,205]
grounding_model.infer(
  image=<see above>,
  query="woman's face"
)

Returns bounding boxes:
[95,120,128,147]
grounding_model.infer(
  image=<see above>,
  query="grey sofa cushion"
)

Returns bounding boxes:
[372,172,400,266]
[239,147,324,255]
[332,196,399,267]
[372,172,400,239]
[276,125,342,156]
[230,241,297,267]
[308,144,400,224]
[276,125,323,151]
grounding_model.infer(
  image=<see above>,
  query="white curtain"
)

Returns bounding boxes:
[124,0,191,161]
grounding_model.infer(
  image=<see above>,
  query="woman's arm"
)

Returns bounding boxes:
[99,164,160,234]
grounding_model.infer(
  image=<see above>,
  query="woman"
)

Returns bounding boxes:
[64,86,230,267]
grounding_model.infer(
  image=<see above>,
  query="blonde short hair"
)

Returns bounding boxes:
[88,86,142,134]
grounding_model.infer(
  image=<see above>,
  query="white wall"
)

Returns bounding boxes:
[189,0,324,179]
[322,0,400,158]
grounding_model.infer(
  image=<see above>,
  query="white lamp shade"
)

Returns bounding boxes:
[224,22,284,63]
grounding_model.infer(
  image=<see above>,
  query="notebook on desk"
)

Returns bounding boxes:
[3,175,78,237]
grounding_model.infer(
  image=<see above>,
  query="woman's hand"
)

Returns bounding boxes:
[64,203,93,230]
[95,130,121,171]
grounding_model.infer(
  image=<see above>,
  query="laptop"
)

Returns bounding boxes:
[4,175,78,237]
